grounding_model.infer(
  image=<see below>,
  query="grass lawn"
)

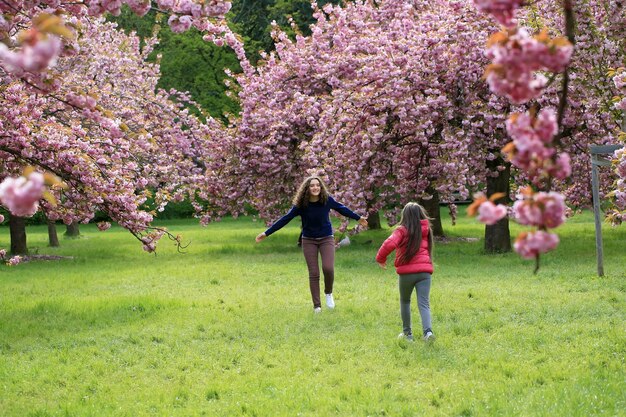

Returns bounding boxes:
[0,208,624,416]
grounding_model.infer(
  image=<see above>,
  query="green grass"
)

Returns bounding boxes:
[0,209,624,416]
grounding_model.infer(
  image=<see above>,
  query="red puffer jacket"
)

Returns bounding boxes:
[376,221,433,275]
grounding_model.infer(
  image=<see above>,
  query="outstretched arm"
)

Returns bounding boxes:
[329,196,366,225]
[255,206,300,243]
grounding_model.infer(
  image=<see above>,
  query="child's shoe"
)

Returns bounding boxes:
[423,328,435,341]
[325,293,335,309]
[313,307,322,314]
[398,332,414,341]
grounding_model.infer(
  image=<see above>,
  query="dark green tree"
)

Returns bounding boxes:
[110,8,240,120]
[230,0,345,64]
[110,1,350,117]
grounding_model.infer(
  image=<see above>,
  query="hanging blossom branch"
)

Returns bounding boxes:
[470,0,574,273]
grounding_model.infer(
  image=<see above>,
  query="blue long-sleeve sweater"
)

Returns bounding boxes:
[264,196,361,239]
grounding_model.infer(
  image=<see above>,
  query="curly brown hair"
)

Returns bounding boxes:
[292,176,329,208]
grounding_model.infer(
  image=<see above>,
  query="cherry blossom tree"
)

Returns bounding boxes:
[1,0,238,261]
[0,18,230,259]
[223,0,512,236]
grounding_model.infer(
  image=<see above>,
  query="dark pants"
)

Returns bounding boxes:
[301,236,335,308]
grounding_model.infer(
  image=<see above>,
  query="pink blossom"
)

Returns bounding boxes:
[205,0,232,17]
[612,72,626,90]
[477,201,508,225]
[506,108,558,144]
[533,108,559,143]
[485,70,546,104]
[550,153,571,180]
[484,28,572,104]
[0,172,45,217]
[126,0,152,17]
[100,0,123,15]
[156,0,175,9]
[514,231,559,259]
[97,221,111,231]
[0,15,10,33]
[174,0,192,14]
[503,108,564,182]
[473,0,524,26]
[536,192,567,228]
[513,192,566,228]
[0,36,63,76]
[66,92,97,110]
[168,15,193,33]
[0,214,4,223]
[0,249,6,259]
[6,256,23,266]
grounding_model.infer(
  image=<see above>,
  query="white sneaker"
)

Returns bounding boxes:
[314,307,322,313]
[398,332,414,342]
[423,329,435,341]
[325,293,335,309]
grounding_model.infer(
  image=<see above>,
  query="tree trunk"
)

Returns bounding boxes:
[65,222,80,238]
[9,215,28,255]
[48,220,60,247]
[419,187,444,237]
[367,210,381,230]
[484,157,512,253]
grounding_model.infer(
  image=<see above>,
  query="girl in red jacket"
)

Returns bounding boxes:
[376,202,435,341]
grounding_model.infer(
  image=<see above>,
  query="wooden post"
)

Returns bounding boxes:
[589,144,622,277]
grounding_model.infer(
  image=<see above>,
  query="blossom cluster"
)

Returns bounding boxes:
[473,0,524,27]
[97,221,112,231]
[468,192,508,225]
[613,68,626,111]
[503,107,571,184]
[0,249,22,266]
[513,189,567,229]
[0,172,45,217]
[140,229,166,252]
[514,230,559,260]
[485,27,573,104]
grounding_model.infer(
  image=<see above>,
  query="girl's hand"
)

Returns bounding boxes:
[358,217,368,228]
[255,233,266,243]
[377,262,386,269]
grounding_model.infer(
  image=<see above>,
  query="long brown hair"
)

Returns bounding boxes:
[398,202,433,264]
[292,176,329,208]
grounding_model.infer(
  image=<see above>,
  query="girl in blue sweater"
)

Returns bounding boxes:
[256,176,368,312]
